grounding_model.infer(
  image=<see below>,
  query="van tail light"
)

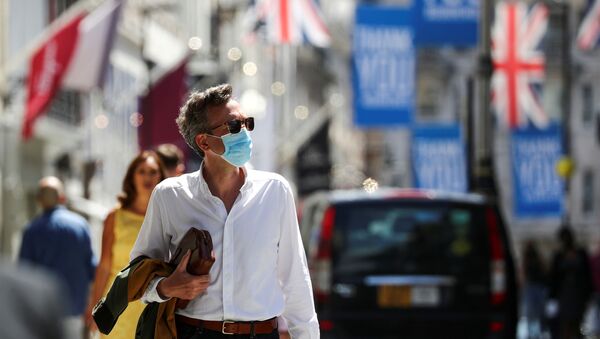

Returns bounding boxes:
[486,208,506,305]
[312,207,335,303]
[490,321,504,332]
[319,320,335,331]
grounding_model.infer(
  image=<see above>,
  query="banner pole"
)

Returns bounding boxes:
[559,2,571,227]
[473,0,497,197]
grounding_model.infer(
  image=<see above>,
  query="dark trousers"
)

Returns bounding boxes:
[176,321,280,339]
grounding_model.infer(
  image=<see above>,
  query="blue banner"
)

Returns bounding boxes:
[352,5,415,127]
[411,125,467,193]
[512,125,564,217]
[414,0,479,47]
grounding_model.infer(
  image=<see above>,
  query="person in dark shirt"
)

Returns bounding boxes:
[19,176,96,339]
[548,226,593,339]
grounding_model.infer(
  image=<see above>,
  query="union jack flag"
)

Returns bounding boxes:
[492,2,549,129]
[577,0,600,51]
[246,0,330,47]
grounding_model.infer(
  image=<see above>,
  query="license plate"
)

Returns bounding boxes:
[411,286,440,306]
[377,285,440,308]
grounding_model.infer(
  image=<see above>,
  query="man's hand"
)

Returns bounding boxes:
[158,250,210,300]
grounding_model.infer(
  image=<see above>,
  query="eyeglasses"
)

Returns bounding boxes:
[209,117,255,134]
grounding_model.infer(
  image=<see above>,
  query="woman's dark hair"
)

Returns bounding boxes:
[117,151,166,208]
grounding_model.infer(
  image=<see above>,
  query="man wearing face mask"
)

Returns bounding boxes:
[130,84,319,339]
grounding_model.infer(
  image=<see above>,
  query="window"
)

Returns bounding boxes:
[416,49,459,123]
[583,84,594,124]
[333,202,487,276]
[47,0,78,23]
[46,90,82,126]
[582,170,594,215]
[417,72,443,120]
[541,5,567,122]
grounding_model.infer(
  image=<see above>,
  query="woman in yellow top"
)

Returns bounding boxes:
[86,151,166,338]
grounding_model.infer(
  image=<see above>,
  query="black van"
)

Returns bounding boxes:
[300,189,518,339]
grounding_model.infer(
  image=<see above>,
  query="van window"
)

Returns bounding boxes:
[332,202,489,278]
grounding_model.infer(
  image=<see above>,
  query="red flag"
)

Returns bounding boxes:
[22,0,121,139]
[62,0,122,91]
[138,60,188,155]
[22,14,85,139]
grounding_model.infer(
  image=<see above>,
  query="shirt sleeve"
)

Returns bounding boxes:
[130,187,170,261]
[83,224,97,281]
[18,228,35,263]
[277,182,320,339]
[141,277,171,304]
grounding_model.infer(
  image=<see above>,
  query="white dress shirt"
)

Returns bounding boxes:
[130,165,319,338]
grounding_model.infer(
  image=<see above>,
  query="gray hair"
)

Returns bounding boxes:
[176,84,233,156]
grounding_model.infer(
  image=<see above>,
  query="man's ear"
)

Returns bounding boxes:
[195,134,209,152]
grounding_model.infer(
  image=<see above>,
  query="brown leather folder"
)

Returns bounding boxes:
[170,228,215,308]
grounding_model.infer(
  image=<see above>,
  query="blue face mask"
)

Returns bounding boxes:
[217,128,253,167]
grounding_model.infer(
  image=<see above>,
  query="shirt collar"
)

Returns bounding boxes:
[239,166,253,192]
[196,161,253,197]
[43,205,65,214]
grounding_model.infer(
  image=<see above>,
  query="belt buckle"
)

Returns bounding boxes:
[222,320,235,335]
